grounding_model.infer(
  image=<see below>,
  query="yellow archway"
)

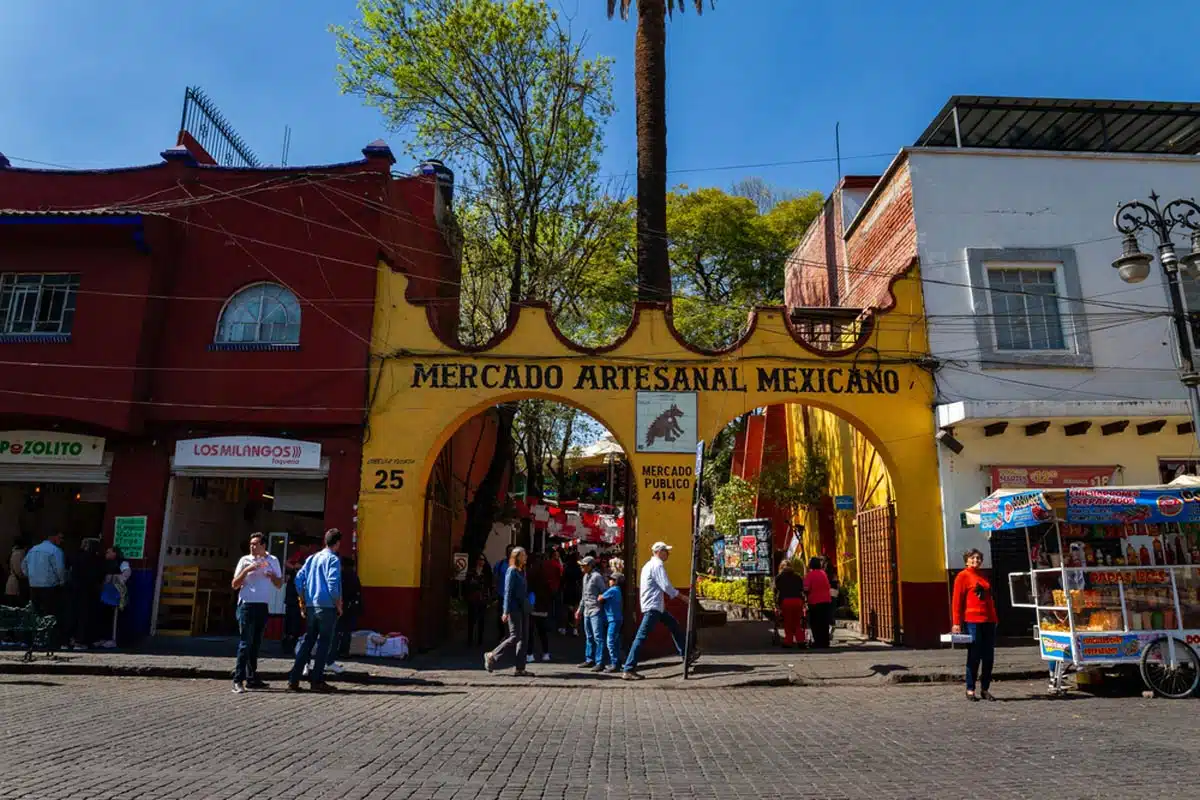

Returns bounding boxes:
[357,262,946,645]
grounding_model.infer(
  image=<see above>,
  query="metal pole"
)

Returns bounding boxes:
[1160,251,1200,451]
[683,441,706,680]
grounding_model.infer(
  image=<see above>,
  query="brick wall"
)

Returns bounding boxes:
[843,164,917,308]
[784,197,835,307]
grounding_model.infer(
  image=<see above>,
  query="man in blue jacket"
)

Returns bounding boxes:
[288,528,343,693]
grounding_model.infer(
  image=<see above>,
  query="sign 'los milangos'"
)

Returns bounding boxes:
[410,362,902,396]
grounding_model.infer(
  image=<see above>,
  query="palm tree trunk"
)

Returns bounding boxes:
[634,0,671,304]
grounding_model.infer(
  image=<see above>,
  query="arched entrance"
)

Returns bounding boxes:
[355,262,948,646]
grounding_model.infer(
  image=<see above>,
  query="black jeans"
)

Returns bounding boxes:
[233,603,269,682]
[527,613,550,657]
[29,586,63,651]
[966,622,997,692]
[807,602,832,648]
[335,609,359,657]
[467,601,487,646]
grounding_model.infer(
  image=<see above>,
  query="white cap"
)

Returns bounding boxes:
[651,541,672,553]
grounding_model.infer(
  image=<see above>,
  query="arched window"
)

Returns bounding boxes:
[215,283,301,345]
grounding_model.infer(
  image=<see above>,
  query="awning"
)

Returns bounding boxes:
[964,475,1200,530]
[937,399,1190,427]
[0,452,113,484]
[170,455,330,480]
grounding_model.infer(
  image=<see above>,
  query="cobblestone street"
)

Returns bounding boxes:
[1,676,1195,799]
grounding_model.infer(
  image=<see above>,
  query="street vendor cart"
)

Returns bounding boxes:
[968,478,1200,698]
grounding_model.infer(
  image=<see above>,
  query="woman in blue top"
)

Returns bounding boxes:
[597,572,624,673]
[484,547,531,676]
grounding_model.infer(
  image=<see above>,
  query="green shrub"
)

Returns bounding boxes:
[697,576,774,609]
[843,579,859,618]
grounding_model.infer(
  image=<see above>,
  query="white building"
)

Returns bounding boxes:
[786,96,1200,626]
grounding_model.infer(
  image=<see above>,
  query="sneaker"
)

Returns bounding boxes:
[557,628,567,635]
[591,663,606,673]
[483,653,496,673]
[245,679,269,690]
[621,670,643,681]
[604,666,619,674]
[526,654,534,664]
[327,662,346,675]
[541,653,552,662]
[513,668,532,677]
[286,682,304,692]
[578,661,595,669]
[231,680,245,694]
[302,663,311,678]
[100,640,117,649]
[309,681,338,693]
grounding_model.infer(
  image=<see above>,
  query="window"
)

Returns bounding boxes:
[0,273,80,336]
[987,268,1066,351]
[215,283,301,345]
[966,247,1093,369]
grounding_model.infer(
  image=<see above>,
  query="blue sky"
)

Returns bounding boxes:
[3,0,1199,197]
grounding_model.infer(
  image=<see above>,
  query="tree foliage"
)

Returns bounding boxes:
[334,0,624,346]
[712,476,756,539]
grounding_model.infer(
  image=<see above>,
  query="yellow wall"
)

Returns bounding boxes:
[358,261,943,602]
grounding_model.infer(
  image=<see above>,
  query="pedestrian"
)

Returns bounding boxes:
[24,531,67,649]
[230,533,283,693]
[621,542,691,681]
[526,552,552,663]
[493,544,514,643]
[951,548,999,702]
[287,528,343,693]
[773,559,805,647]
[5,535,30,606]
[95,545,131,648]
[823,556,840,644]
[561,548,582,636]
[281,563,302,654]
[464,553,492,646]
[335,555,363,659]
[597,572,624,673]
[66,539,104,650]
[484,546,531,676]
[544,547,565,635]
[803,557,833,649]
[576,555,606,671]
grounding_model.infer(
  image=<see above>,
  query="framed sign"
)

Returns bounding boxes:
[635,392,698,453]
[736,518,773,575]
[113,516,148,560]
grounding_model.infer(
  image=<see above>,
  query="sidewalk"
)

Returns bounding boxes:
[0,639,1049,689]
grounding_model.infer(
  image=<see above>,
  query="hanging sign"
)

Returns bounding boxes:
[1066,487,1200,525]
[991,466,1116,489]
[736,518,772,575]
[834,495,855,511]
[174,436,321,470]
[0,431,105,465]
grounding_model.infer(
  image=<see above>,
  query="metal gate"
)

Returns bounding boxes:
[418,447,453,650]
[855,502,900,644]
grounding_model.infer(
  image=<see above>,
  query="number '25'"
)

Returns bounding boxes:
[374,469,405,489]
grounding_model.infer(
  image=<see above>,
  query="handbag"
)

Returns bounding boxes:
[100,582,122,607]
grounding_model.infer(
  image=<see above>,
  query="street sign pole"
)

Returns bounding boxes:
[683,440,705,680]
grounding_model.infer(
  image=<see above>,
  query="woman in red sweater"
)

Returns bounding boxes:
[951,548,999,701]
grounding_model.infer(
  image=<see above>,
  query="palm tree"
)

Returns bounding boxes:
[608,0,709,305]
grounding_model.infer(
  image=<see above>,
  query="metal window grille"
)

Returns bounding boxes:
[987,267,1066,351]
[0,273,80,335]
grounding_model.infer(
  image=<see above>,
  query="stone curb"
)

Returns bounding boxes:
[0,661,1048,688]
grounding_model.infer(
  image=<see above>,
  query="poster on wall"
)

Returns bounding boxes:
[113,516,147,560]
[452,552,468,581]
[635,392,698,453]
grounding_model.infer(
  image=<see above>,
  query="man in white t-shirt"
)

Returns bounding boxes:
[230,533,283,693]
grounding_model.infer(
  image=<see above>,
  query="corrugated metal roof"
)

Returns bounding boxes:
[0,208,157,217]
[917,96,1200,155]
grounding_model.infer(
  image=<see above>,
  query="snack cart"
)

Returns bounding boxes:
[969,479,1200,698]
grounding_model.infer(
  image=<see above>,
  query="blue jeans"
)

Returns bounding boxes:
[604,617,623,667]
[233,602,268,682]
[289,606,337,684]
[623,609,684,672]
[965,621,996,692]
[583,613,605,663]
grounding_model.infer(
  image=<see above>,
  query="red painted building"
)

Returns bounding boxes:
[0,141,457,641]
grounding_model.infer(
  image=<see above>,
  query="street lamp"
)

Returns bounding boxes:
[1113,192,1200,447]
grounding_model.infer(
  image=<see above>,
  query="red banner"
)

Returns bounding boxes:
[990,465,1117,490]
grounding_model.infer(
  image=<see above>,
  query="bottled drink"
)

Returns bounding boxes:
[1140,545,1152,566]
[1174,535,1187,565]
[1127,543,1138,565]
[1153,538,1165,566]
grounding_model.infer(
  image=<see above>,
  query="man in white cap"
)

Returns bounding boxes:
[621,541,689,680]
